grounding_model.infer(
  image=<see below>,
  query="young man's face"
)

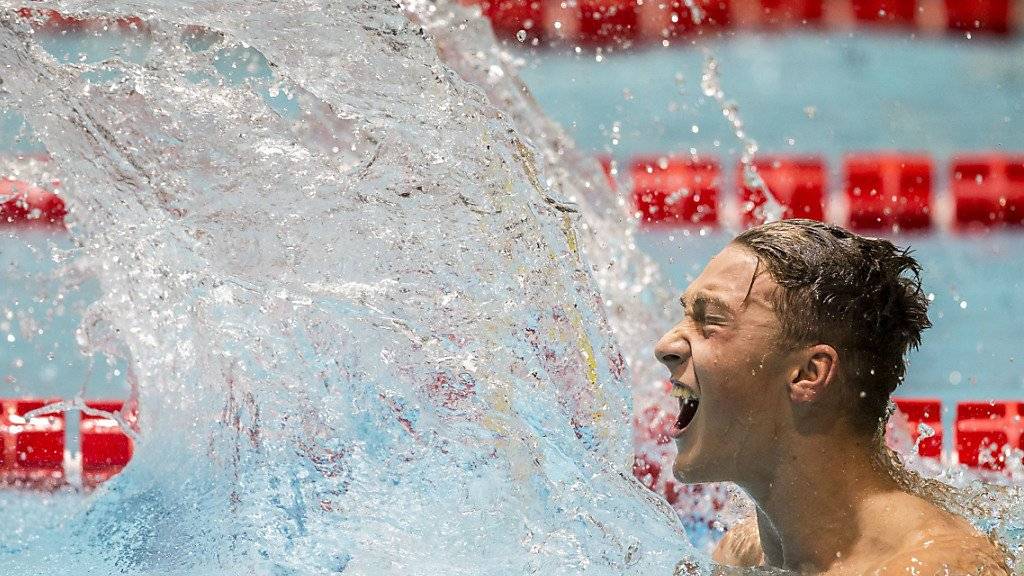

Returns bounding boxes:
[654,243,795,484]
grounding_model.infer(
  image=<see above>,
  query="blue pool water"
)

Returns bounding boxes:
[518,33,1024,168]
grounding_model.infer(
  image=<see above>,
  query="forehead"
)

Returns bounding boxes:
[684,244,776,312]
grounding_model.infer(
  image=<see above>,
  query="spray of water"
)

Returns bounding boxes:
[698,55,781,226]
[420,0,752,548]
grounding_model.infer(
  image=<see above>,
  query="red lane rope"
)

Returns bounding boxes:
[4,152,1022,232]
[462,0,1015,47]
[0,398,133,490]
[606,152,1024,232]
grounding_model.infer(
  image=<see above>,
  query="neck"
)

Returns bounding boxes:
[738,430,900,572]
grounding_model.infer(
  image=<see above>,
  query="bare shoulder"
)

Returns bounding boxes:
[871,523,1010,575]
[711,516,764,567]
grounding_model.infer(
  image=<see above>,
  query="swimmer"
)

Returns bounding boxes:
[654,220,1010,575]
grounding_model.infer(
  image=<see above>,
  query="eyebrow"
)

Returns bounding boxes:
[679,292,734,316]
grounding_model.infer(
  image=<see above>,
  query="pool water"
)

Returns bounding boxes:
[518,33,1024,166]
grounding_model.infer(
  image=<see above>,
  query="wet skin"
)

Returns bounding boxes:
[653,242,790,485]
[655,244,1009,575]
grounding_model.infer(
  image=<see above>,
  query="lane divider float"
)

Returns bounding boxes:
[956,401,1024,471]
[604,151,1024,232]
[461,0,1016,46]
[3,152,1024,233]
[0,176,66,230]
[951,154,1024,230]
[0,398,133,490]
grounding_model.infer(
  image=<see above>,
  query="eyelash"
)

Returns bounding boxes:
[682,308,718,325]
[681,306,723,332]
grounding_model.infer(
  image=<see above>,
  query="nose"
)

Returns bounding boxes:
[654,325,691,373]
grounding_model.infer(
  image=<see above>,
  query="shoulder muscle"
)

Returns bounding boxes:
[873,535,1011,576]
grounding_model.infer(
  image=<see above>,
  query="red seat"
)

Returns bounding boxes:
[891,398,943,459]
[945,0,1011,35]
[851,0,916,25]
[758,0,824,27]
[844,153,933,232]
[577,0,639,45]
[81,400,135,487]
[955,401,1024,470]
[0,179,66,229]
[1,398,65,488]
[632,155,720,227]
[950,154,1024,230]
[738,156,826,227]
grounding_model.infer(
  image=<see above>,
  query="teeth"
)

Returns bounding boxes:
[670,383,698,401]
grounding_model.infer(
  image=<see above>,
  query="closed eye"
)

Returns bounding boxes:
[680,305,719,330]
[684,295,733,323]
[679,293,731,333]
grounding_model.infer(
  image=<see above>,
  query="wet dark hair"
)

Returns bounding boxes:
[733,219,932,434]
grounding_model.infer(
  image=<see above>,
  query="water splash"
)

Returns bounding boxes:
[0,2,692,573]
[420,0,748,549]
[680,0,705,26]
[879,402,1024,571]
[698,55,781,226]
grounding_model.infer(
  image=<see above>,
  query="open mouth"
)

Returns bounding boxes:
[670,380,700,436]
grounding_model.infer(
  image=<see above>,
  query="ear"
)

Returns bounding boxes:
[787,344,838,404]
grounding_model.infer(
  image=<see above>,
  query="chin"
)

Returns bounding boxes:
[672,450,713,484]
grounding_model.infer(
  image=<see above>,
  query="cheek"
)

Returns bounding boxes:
[727,330,779,377]
[690,333,739,382]
[693,334,772,408]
